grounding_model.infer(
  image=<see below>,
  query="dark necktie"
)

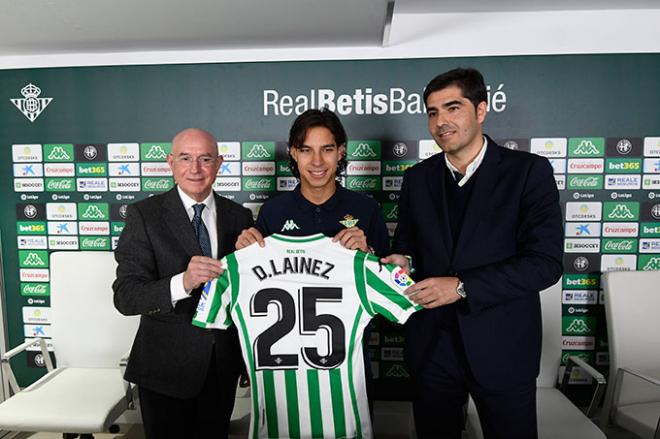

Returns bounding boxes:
[192,203,212,257]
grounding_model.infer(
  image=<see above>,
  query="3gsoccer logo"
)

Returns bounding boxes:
[10,83,53,122]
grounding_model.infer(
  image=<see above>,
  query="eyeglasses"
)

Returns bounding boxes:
[171,155,219,168]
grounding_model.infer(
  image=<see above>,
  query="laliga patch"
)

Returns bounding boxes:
[339,214,359,228]
[391,268,413,288]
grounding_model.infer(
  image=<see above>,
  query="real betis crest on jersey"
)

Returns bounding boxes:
[193,233,420,439]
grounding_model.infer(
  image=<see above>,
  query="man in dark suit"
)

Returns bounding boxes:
[113,128,253,438]
[383,68,563,438]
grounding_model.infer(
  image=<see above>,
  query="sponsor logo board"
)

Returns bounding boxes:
[601,254,637,271]
[530,138,567,157]
[107,143,140,161]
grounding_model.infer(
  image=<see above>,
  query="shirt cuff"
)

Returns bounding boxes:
[170,272,191,306]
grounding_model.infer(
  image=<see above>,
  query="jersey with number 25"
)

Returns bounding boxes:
[193,233,419,439]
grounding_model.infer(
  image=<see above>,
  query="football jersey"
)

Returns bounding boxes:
[193,233,420,439]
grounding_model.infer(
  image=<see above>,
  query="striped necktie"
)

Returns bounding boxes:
[192,203,212,257]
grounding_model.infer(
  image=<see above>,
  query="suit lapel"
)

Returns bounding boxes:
[426,155,453,257]
[163,188,201,257]
[454,138,501,258]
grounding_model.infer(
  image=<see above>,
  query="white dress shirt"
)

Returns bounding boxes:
[170,187,218,305]
[444,136,488,187]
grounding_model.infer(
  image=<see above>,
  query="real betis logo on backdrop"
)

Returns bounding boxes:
[569,138,605,157]
[242,142,275,161]
[10,83,53,122]
[347,141,381,160]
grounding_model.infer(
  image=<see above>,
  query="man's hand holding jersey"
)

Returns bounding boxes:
[183,256,224,291]
[381,254,461,309]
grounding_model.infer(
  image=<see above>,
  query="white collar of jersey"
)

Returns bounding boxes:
[444,136,488,187]
[270,233,325,243]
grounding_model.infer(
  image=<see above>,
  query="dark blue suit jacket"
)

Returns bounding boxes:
[392,136,563,390]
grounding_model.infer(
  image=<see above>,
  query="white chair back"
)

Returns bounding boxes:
[602,270,660,409]
[49,251,139,368]
[537,281,562,388]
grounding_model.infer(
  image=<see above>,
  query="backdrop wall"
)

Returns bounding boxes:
[1,53,659,400]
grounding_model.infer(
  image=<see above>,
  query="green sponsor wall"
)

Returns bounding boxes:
[1,54,660,399]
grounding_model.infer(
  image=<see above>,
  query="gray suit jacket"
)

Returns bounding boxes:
[113,187,253,398]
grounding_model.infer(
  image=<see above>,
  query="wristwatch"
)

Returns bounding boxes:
[456,279,467,299]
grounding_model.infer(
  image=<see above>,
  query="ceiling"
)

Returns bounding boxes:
[0,0,659,56]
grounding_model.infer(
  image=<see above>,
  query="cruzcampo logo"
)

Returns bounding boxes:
[346,176,380,192]
[563,317,596,335]
[17,221,46,235]
[76,163,107,176]
[382,161,416,176]
[601,238,637,254]
[242,177,276,191]
[606,158,642,174]
[111,222,125,236]
[19,250,48,268]
[45,178,76,192]
[568,138,605,157]
[44,144,74,162]
[80,236,111,250]
[78,203,109,220]
[242,142,275,161]
[640,223,660,237]
[141,178,174,192]
[382,202,399,221]
[276,161,293,176]
[140,143,171,161]
[639,255,660,271]
[21,282,50,297]
[563,274,599,290]
[603,202,639,221]
[347,141,381,160]
[567,175,603,190]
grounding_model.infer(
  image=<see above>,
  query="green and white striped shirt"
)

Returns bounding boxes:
[193,233,420,439]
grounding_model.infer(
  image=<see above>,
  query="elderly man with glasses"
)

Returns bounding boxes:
[113,128,253,438]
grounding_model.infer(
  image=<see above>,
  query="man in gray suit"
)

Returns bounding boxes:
[113,128,253,438]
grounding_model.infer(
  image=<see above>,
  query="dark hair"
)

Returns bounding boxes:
[288,108,348,179]
[423,67,487,111]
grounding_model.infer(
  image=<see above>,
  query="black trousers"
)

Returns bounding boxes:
[412,327,537,439]
[138,355,239,439]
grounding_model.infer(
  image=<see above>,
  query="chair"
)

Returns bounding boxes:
[0,251,139,436]
[600,270,660,439]
[465,281,607,439]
